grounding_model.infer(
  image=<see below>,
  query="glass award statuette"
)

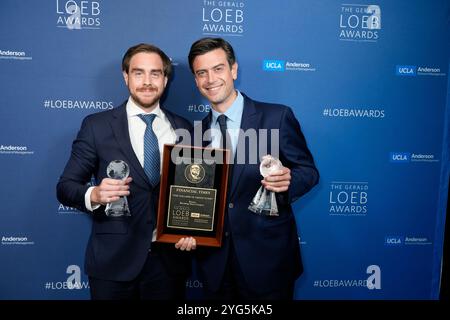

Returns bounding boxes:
[105,160,131,217]
[248,155,282,216]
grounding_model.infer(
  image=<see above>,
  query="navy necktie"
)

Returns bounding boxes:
[217,114,230,152]
[217,114,234,182]
[138,114,160,187]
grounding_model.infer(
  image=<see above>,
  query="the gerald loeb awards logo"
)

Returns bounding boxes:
[202,0,245,36]
[185,164,205,184]
[329,181,368,215]
[339,4,381,41]
[56,0,101,30]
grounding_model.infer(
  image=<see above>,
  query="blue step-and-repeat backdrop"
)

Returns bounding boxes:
[0,0,449,299]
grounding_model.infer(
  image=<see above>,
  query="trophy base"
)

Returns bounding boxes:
[105,209,131,217]
[248,186,279,216]
[105,197,131,217]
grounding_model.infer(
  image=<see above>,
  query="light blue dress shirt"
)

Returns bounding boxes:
[210,90,244,155]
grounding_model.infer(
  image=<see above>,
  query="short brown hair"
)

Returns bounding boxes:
[122,43,172,78]
[188,37,236,73]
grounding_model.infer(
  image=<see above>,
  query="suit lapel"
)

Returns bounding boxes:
[163,108,180,141]
[201,112,213,148]
[110,104,151,187]
[229,96,261,199]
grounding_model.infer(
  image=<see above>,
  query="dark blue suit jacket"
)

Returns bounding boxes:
[194,93,319,294]
[57,102,192,282]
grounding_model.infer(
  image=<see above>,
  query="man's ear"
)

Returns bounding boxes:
[231,62,238,80]
[123,71,129,86]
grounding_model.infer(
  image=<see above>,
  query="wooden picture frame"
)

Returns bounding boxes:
[156,144,230,247]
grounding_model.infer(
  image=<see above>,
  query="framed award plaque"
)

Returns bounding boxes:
[156,144,230,247]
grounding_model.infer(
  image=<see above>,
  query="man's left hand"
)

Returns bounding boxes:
[175,237,197,251]
[261,166,291,193]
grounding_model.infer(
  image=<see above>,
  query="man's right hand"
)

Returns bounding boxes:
[91,177,132,206]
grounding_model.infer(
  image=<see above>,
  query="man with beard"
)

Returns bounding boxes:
[57,43,195,299]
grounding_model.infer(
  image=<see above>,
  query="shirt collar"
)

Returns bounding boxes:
[211,90,244,125]
[126,96,163,118]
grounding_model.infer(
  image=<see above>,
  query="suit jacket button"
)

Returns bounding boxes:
[228,203,234,209]
[225,232,229,237]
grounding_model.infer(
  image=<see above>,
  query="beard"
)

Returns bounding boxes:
[130,86,163,110]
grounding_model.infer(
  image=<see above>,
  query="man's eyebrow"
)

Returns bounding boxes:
[195,63,225,73]
[130,68,163,73]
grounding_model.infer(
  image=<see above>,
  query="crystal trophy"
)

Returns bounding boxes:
[105,160,131,217]
[248,155,282,216]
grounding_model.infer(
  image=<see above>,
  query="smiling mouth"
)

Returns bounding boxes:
[206,85,222,92]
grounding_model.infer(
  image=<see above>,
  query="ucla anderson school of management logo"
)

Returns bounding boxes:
[262,60,316,72]
[395,65,446,77]
[389,152,439,163]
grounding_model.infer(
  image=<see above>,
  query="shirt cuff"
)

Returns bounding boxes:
[85,186,100,212]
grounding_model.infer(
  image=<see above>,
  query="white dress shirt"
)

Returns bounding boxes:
[126,97,176,169]
[84,97,177,241]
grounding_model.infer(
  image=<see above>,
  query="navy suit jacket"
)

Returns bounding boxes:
[194,93,319,294]
[57,102,193,282]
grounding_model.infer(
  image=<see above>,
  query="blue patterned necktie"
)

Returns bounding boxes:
[137,114,160,187]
